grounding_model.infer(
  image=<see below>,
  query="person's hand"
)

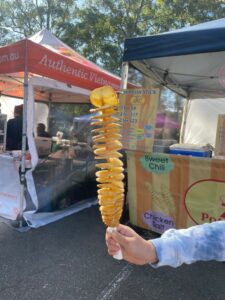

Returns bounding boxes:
[105,224,158,265]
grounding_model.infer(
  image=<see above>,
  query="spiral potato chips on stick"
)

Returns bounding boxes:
[90,87,124,258]
[90,86,125,231]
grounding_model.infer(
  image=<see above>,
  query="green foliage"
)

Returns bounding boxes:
[153,0,225,33]
[0,0,224,71]
[0,0,224,121]
[0,0,77,44]
[52,103,91,117]
[63,0,154,74]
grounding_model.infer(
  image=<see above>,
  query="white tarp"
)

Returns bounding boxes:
[23,198,97,228]
[0,154,21,220]
[182,98,225,147]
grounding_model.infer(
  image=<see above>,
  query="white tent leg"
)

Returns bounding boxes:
[19,183,25,225]
[120,62,129,90]
[18,70,29,225]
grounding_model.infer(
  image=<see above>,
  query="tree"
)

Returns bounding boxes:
[0,0,224,72]
[153,0,225,33]
[62,0,225,74]
[62,0,154,74]
[0,0,77,45]
[0,0,224,120]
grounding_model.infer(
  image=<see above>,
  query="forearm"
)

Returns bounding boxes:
[150,221,225,268]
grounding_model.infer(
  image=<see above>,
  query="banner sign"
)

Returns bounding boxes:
[119,89,159,152]
[28,40,121,91]
[0,155,21,220]
[0,40,25,74]
[126,151,225,234]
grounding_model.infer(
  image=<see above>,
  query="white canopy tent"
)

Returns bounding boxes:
[121,18,225,146]
[0,28,123,226]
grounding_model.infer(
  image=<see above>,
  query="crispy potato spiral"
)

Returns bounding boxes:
[90,86,124,227]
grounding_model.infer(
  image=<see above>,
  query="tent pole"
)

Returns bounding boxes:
[120,62,129,90]
[18,69,29,226]
[180,98,191,143]
[47,92,52,131]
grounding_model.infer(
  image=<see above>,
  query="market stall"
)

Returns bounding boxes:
[120,18,225,233]
[0,29,124,227]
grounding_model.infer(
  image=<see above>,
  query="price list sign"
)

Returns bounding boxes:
[119,89,159,152]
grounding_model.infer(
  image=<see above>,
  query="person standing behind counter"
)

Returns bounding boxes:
[37,123,51,138]
[6,104,23,151]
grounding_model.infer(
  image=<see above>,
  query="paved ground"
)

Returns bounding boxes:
[0,205,224,300]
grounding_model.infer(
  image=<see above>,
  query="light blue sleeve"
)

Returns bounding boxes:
[150,221,225,268]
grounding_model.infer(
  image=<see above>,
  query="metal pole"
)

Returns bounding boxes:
[47,92,52,131]
[120,62,129,90]
[18,42,29,226]
[3,114,7,152]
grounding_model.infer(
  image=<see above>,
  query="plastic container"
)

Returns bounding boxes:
[169,144,212,157]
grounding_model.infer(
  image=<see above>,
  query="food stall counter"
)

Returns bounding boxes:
[126,151,225,234]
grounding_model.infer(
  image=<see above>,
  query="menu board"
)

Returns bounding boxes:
[119,89,159,152]
[215,114,225,156]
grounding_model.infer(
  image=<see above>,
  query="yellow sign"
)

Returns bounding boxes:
[119,89,159,152]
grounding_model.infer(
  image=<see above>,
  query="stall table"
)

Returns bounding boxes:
[126,151,225,234]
